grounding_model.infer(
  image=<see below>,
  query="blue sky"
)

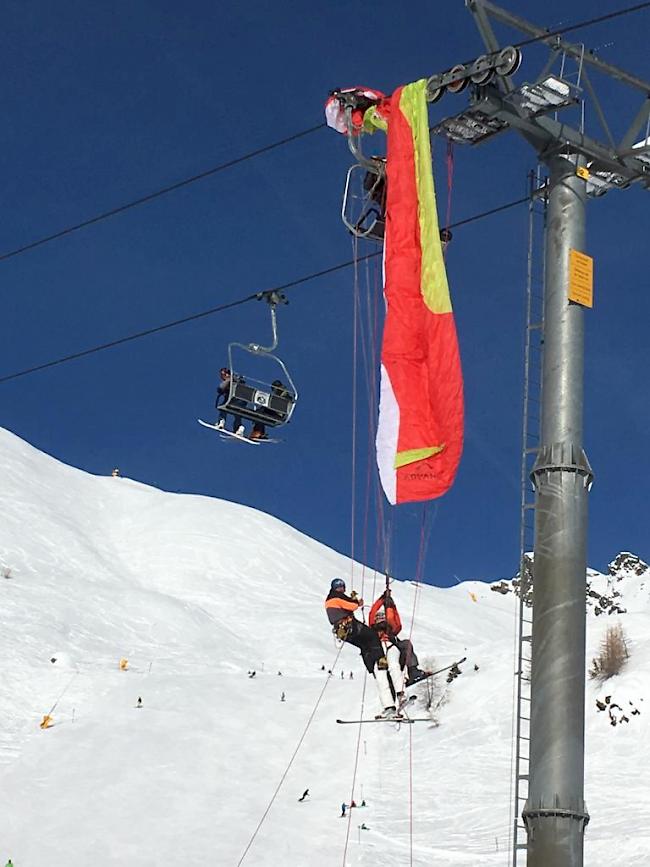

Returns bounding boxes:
[2,0,649,587]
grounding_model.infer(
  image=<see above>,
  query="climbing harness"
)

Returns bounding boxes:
[334,616,353,642]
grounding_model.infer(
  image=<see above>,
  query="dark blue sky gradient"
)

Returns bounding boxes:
[2,1,648,586]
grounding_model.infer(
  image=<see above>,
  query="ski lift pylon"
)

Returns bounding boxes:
[217,290,297,430]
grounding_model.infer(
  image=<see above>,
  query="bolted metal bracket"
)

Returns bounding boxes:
[523,802,590,839]
[255,289,288,308]
[530,442,594,491]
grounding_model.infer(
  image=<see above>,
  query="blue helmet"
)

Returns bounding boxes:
[331,578,346,592]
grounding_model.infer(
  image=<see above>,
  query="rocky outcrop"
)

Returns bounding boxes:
[488,551,650,615]
[608,552,649,580]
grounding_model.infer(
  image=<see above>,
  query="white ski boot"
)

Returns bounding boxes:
[374,705,402,720]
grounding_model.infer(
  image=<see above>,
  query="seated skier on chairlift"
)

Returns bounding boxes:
[215,367,246,436]
[251,379,294,441]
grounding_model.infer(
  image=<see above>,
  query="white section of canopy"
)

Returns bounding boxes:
[376,363,398,506]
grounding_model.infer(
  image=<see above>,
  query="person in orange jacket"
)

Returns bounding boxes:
[325,579,384,673]
[369,590,428,700]
[325,578,399,718]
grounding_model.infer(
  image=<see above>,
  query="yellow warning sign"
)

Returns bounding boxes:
[568,249,593,308]
[576,165,590,181]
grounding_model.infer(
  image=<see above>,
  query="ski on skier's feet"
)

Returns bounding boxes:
[336,716,432,725]
[397,694,417,712]
[405,657,467,688]
[197,420,280,444]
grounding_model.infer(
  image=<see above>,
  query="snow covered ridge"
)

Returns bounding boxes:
[1,426,649,866]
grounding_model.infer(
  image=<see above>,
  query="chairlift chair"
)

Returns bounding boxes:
[217,292,297,431]
[342,159,387,241]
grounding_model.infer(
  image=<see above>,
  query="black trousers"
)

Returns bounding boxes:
[396,638,419,671]
[344,619,385,674]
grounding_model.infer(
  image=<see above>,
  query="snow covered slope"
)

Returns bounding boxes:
[0,427,647,865]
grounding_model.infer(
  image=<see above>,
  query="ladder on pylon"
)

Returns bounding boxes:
[512,170,547,867]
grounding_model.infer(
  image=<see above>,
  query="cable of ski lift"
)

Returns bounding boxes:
[0,195,530,386]
[0,3,643,273]
[0,123,326,265]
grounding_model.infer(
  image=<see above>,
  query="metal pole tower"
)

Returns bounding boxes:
[524,151,592,865]
[455,4,648,865]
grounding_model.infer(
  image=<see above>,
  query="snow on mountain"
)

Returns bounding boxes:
[0,426,648,865]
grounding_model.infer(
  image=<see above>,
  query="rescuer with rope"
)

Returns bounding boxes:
[325,577,411,718]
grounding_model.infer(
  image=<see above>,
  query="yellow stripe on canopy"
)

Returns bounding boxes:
[394,444,445,470]
[398,80,452,315]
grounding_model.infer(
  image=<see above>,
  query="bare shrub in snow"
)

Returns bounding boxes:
[416,657,448,724]
[590,624,629,681]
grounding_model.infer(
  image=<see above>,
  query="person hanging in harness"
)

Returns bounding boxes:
[324,578,401,719]
[368,589,429,704]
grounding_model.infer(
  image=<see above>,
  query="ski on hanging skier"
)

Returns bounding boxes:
[405,657,466,689]
[397,693,418,712]
[336,716,433,725]
[335,658,466,724]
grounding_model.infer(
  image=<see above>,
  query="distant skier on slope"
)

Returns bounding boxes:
[324,578,399,719]
[369,590,428,701]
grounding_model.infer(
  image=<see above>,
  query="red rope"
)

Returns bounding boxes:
[404,142,455,862]
[409,724,414,866]
[444,139,455,263]
[342,244,383,866]
[350,237,360,590]
[404,505,429,867]
[446,139,454,238]
[357,259,377,603]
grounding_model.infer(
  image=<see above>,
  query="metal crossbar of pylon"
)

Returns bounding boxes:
[511,170,547,866]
